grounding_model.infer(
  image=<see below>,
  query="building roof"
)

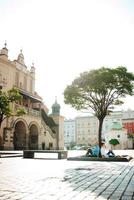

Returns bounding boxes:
[19,88,42,102]
[41,109,57,127]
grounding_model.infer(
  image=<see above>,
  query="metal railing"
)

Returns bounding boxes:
[15,104,41,117]
[26,107,41,117]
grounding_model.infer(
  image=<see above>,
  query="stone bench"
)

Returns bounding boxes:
[23,150,68,159]
[67,155,133,162]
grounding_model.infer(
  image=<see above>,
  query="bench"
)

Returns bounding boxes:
[23,150,68,159]
[67,155,133,162]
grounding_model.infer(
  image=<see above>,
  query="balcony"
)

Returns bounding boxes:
[25,107,41,117]
[15,104,41,117]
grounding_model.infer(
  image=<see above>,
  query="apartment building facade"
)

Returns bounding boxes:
[75,116,99,146]
[64,116,99,148]
[64,110,134,149]
[64,119,75,148]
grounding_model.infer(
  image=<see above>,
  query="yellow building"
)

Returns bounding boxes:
[75,116,98,146]
[0,43,64,150]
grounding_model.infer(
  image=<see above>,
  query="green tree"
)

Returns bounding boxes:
[109,138,120,150]
[64,66,134,149]
[0,87,26,127]
[0,87,26,149]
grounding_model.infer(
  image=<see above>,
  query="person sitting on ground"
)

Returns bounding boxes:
[101,142,115,158]
[85,142,100,157]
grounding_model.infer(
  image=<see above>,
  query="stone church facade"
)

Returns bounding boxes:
[0,43,64,150]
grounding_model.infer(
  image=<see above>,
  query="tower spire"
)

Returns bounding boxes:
[4,40,7,48]
[52,97,60,115]
[0,40,8,59]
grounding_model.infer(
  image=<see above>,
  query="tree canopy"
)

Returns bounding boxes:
[0,87,26,127]
[109,138,120,149]
[64,66,134,148]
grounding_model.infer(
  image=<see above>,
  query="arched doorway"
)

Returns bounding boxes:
[14,121,26,150]
[29,124,38,150]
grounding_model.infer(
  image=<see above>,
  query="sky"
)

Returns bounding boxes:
[0,0,134,119]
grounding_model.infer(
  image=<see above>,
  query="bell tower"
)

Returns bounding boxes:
[50,98,64,150]
[0,42,8,60]
[52,97,60,115]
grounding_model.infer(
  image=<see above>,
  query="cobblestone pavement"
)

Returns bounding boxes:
[0,151,134,200]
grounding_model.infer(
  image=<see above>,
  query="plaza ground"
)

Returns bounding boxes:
[0,150,134,200]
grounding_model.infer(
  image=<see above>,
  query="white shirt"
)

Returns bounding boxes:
[101,146,109,158]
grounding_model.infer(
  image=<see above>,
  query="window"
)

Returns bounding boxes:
[31,135,37,144]
[24,76,27,90]
[30,79,33,92]
[15,72,19,86]
[20,82,22,88]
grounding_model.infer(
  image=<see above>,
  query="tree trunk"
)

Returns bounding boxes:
[0,128,3,150]
[0,113,4,128]
[0,118,2,128]
[0,115,3,149]
[98,118,104,157]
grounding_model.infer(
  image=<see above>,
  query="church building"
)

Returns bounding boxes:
[0,43,64,150]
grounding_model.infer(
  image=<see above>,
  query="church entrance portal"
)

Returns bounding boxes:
[29,124,38,150]
[14,121,26,150]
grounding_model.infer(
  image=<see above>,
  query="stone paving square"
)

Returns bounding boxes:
[0,150,134,200]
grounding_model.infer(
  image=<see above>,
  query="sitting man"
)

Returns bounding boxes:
[85,142,100,157]
[101,142,115,158]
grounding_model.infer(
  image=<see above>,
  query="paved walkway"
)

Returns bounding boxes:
[0,151,134,200]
